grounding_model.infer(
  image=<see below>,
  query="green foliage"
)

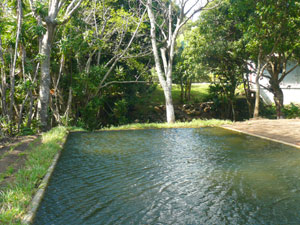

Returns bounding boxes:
[282,103,300,119]
[0,116,10,135]
[186,1,248,120]
[0,0,154,133]
[259,103,300,119]
[230,0,300,117]
[113,99,128,125]
[260,104,277,119]
[207,84,232,119]
[174,22,210,102]
[20,127,35,136]
[2,0,300,134]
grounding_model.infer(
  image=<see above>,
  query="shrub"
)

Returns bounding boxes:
[282,103,300,119]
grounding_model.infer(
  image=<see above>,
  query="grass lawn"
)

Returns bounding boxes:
[146,83,210,106]
[103,119,232,131]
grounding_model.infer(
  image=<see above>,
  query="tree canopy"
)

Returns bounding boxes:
[1,0,300,135]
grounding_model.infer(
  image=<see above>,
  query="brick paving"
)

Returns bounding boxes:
[222,119,300,147]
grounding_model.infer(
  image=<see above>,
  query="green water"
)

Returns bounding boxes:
[33,128,300,224]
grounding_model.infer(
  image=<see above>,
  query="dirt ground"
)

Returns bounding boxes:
[223,119,300,147]
[0,135,40,187]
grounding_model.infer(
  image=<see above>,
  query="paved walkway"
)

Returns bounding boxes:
[222,119,300,148]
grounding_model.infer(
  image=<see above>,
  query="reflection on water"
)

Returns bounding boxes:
[33,128,300,224]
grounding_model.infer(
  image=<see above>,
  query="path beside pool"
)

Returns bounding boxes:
[222,119,300,148]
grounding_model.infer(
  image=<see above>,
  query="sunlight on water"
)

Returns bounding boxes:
[33,128,300,224]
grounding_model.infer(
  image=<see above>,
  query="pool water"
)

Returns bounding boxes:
[33,128,300,224]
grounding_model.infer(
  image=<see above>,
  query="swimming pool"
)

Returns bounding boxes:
[33,128,300,224]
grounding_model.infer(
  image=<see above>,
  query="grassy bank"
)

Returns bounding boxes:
[148,84,210,105]
[0,126,68,224]
[103,119,232,131]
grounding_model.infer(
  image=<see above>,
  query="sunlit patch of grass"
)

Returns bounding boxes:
[147,84,210,105]
[103,119,232,131]
[67,126,87,132]
[0,126,68,225]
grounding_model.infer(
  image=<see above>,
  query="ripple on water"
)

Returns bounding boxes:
[33,128,300,224]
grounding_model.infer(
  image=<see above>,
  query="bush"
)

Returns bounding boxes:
[113,99,128,125]
[282,103,300,119]
[20,127,35,136]
[260,104,277,119]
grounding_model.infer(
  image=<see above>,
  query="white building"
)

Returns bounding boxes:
[249,62,300,105]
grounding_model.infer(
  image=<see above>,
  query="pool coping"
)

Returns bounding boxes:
[22,140,66,224]
[221,126,300,149]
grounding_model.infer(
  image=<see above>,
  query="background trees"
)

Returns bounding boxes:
[184,0,249,120]
[181,0,300,119]
[174,24,209,103]
[231,0,300,118]
[0,0,153,134]
[0,0,300,135]
[146,0,215,123]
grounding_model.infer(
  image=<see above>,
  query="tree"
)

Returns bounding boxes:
[9,0,23,133]
[174,25,209,103]
[28,0,84,131]
[0,0,155,134]
[262,0,300,118]
[146,0,215,123]
[231,0,300,118]
[38,0,153,129]
[0,1,7,118]
[188,0,248,120]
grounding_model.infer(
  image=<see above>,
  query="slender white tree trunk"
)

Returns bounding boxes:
[38,24,56,131]
[0,34,7,116]
[146,0,175,123]
[64,87,73,125]
[9,0,22,132]
[163,85,175,122]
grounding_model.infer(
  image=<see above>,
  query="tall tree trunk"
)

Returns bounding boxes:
[180,77,184,103]
[26,89,34,128]
[253,48,263,118]
[9,0,22,133]
[146,0,175,123]
[17,94,29,132]
[64,87,73,126]
[253,72,260,118]
[0,34,7,117]
[266,57,298,120]
[27,62,39,128]
[163,85,175,122]
[17,44,28,132]
[165,69,175,123]
[272,82,284,119]
[38,23,56,131]
[187,79,191,101]
[243,73,253,118]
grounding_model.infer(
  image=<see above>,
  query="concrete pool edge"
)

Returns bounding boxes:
[22,133,68,224]
[221,126,300,149]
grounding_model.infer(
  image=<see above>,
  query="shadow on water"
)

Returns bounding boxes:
[33,128,300,224]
